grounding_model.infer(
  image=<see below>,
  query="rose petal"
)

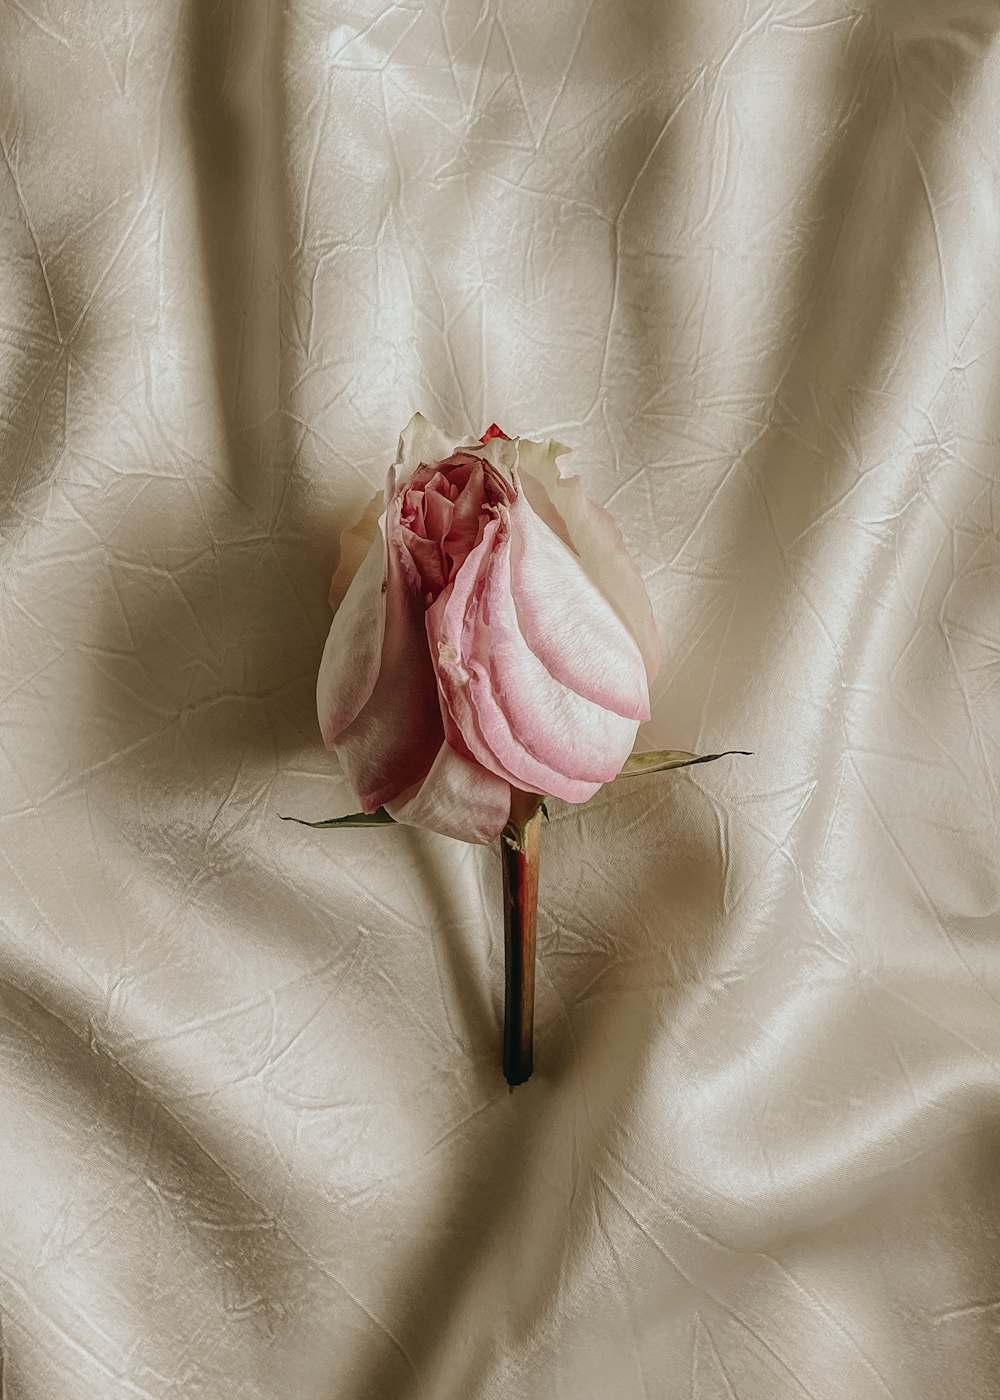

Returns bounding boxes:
[473,513,642,784]
[317,529,388,743]
[401,525,448,597]
[516,438,661,681]
[385,744,511,843]
[422,487,454,541]
[328,490,385,613]
[443,460,486,572]
[507,475,650,721]
[475,433,518,484]
[425,523,599,800]
[396,413,462,484]
[332,495,445,811]
[428,520,628,803]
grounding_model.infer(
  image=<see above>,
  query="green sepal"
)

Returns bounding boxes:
[279,807,397,828]
[618,749,751,777]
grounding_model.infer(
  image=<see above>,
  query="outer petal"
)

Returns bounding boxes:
[385,744,511,844]
[396,413,460,486]
[507,474,649,721]
[429,523,602,802]
[429,519,638,802]
[332,496,445,811]
[473,514,641,784]
[471,432,518,481]
[317,529,387,743]
[329,490,384,613]
[516,438,661,682]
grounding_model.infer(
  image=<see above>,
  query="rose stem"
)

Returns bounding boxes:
[500,793,543,1087]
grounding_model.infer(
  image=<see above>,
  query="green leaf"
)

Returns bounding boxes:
[618,749,752,777]
[279,807,397,829]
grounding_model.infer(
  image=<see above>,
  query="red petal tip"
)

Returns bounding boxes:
[480,423,510,442]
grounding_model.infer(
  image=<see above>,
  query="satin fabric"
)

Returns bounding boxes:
[2,3,999,1397]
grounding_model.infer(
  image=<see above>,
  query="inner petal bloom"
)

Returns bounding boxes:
[399,452,512,606]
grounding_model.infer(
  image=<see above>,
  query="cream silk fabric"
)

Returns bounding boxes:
[2,3,999,1397]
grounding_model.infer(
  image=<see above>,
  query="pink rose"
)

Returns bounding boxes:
[316,415,660,844]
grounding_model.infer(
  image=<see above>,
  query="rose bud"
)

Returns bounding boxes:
[316,415,660,844]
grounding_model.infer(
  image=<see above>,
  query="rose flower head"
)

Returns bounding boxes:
[316,415,660,843]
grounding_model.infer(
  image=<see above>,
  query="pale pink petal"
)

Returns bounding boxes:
[396,413,462,485]
[398,415,515,495]
[423,488,454,539]
[401,525,448,596]
[507,477,650,721]
[443,460,486,570]
[317,529,387,743]
[427,521,621,803]
[385,744,511,844]
[516,438,661,681]
[428,523,596,800]
[332,497,444,811]
[474,433,518,483]
[473,515,642,785]
[328,490,385,613]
